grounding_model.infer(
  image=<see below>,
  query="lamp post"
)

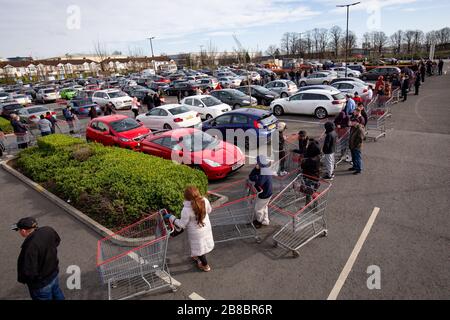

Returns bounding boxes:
[147,37,156,74]
[336,2,360,77]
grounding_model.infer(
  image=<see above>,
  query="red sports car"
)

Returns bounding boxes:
[86,115,151,150]
[139,128,245,180]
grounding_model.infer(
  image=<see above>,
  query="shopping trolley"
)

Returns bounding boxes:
[366,111,389,142]
[208,179,259,243]
[269,174,332,257]
[97,211,176,300]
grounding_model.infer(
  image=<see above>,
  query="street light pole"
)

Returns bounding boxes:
[147,37,156,74]
[337,2,360,77]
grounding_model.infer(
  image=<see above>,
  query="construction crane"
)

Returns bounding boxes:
[233,34,253,105]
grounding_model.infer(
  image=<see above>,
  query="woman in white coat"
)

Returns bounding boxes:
[167,186,215,272]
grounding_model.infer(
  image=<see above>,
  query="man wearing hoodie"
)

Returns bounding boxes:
[322,122,337,180]
[249,155,273,229]
[349,122,365,175]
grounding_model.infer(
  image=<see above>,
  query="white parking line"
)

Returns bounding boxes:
[189,292,206,300]
[278,118,324,125]
[327,207,381,300]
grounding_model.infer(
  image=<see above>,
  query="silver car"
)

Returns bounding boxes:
[17,105,54,124]
[264,80,298,98]
[299,72,337,87]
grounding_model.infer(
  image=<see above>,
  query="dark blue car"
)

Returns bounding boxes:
[68,99,102,117]
[201,108,278,148]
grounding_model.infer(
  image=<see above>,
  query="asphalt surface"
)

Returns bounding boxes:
[0,67,449,300]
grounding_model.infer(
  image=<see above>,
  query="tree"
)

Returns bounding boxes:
[412,30,424,53]
[404,30,416,55]
[340,31,357,57]
[425,31,438,52]
[437,27,450,45]
[390,30,403,55]
[280,32,291,55]
[329,26,342,58]
[93,40,108,73]
[266,45,279,58]
[373,31,388,55]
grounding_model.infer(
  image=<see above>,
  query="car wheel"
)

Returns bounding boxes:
[193,165,204,173]
[281,92,288,98]
[261,99,268,106]
[111,103,117,110]
[300,81,307,87]
[233,104,241,110]
[362,76,368,81]
[184,91,189,97]
[315,107,328,120]
[163,124,172,130]
[348,74,354,77]
[273,105,284,116]
[323,81,329,85]
[206,114,213,120]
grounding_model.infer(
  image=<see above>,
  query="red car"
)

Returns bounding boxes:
[139,128,245,180]
[86,115,151,150]
[153,76,170,84]
[85,84,100,91]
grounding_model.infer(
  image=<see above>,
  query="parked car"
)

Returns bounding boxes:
[74,90,96,100]
[348,64,367,73]
[139,128,244,180]
[270,89,346,119]
[297,85,337,92]
[128,88,156,102]
[331,81,369,96]
[36,88,60,103]
[136,104,201,130]
[0,92,9,102]
[68,99,102,117]
[60,88,78,100]
[17,106,55,124]
[361,67,402,81]
[1,102,24,119]
[85,84,100,91]
[148,81,170,93]
[210,89,257,109]
[196,78,219,91]
[181,95,231,120]
[331,67,361,78]
[201,108,278,147]
[264,80,298,98]
[218,77,241,88]
[236,85,280,106]
[92,89,132,110]
[10,94,32,106]
[298,72,337,87]
[86,115,151,150]
[164,82,199,97]
[330,77,368,86]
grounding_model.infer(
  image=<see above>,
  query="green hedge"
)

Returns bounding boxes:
[0,117,13,134]
[17,134,208,230]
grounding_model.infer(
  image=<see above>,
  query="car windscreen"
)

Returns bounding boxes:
[230,90,247,97]
[27,107,48,114]
[333,93,346,100]
[5,104,22,110]
[254,86,273,95]
[287,81,297,88]
[108,91,127,98]
[168,106,190,115]
[201,96,222,107]
[110,118,141,132]
[44,89,55,94]
[182,131,220,152]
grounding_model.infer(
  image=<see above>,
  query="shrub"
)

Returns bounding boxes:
[0,117,13,134]
[16,134,208,230]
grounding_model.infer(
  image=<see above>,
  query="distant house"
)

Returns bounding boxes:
[102,56,176,73]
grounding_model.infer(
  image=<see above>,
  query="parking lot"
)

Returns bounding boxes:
[1,65,449,300]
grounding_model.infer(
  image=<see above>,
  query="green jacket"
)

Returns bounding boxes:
[349,125,365,150]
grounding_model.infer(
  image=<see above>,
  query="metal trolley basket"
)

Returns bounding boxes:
[96,212,176,300]
[269,174,332,257]
[208,179,259,243]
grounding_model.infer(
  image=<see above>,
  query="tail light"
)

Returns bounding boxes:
[332,100,342,105]
[363,89,368,93]
[253,120,263,129]
[79,108,85,112]
[29,115,36,120]
[174,118,183,123]
[51,111,56,115]
[196,113,200,117]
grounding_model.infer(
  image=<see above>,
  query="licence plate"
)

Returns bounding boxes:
[186,115,193,120]
[268,124,276,130]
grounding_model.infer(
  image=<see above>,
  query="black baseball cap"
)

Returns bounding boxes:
[11,217,38,231]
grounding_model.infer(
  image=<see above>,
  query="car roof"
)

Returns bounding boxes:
[226,108,271,117]
[296,89,341,95]
[183,95,213,99]
[156,104,185,110]
[22,105,48,110]
[98,89,121,93]
[93,114,128,123]
[151,128,199,139]
[332,81,363,86]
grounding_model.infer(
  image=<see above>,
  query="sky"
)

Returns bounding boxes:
[0,0,449,59]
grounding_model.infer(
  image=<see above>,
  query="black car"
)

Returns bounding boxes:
[148,81,170,92]
[1,102,23,119]
[236,85,280,106]
[361,67,402,81]
[210,89,258,109]
[128,88,156,102]
[347,64,367,73]
[164,82,199,97]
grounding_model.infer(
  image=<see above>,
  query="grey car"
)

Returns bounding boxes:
[264,80,298,98]
[210,89,257,110]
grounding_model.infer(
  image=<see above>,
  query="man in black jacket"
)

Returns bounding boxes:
[143,92,154,111]
[249,156,274,229]
[12,217,65,300]
[322,122,337,180]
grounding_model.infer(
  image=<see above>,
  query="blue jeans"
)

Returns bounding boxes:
[351,148,363,173]
[29,275,65,300]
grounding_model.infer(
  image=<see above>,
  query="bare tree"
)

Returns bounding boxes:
[266,45,279,58]
[373,31,388,56]
[437,27,450,45]
[404,30,415,55]
[93,40,109,74]
[329,26,342,58]
[390,30,403,55]
[340,31,357,56]
[412,30,424,53]
[425,31,438,52]
[280,32,291,55]
[206,40,218,68]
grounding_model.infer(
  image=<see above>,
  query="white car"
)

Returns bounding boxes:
[299,72,337,87]
[181,95,232,120]
[136,104,201,130]
[270,89,346,119]
[264,80,298,98]
[239,71,261,82]
[331,81,369,96]
[92,89,132,110]
[36,88,60,103]
[10,94,32,106]
[218,77,241,88]
[17,105,54,124]
[331,67,361,78]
